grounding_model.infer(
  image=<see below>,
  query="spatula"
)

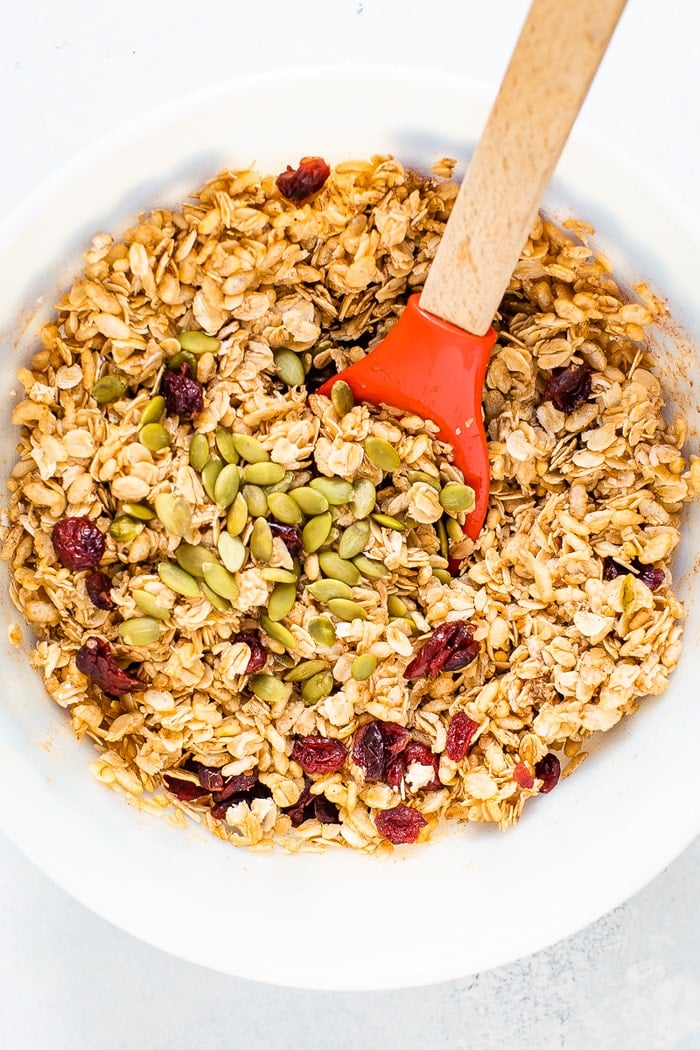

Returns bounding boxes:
[319,0,626,539]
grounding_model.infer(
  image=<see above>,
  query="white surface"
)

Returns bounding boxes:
[1,0,699,1041]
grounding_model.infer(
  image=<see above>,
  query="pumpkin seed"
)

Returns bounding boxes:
[188,432,210,472]
[432,568,452,584]
[226,493,249,536]
[387,595,408,618]
[168,350,197,374]
[215,426,239,464]
[307,578,353,602]
[217,532,246,573]
[139,422,171,452]
[445,516,464,543]
[139,395,166,427]
[158,561,200,598]
[352,478,377,519]
[177,330,221,354]
[439,483,476,514]
[273,348,306,387]
[327,598,368,622]
[351,654,377,681]
[302,511,333,553]
[201,581,231,612]
[249,673,288,704]
[92,373,128,404]
[213,463,241,509]
[242,462,286,486]
[259,614,297,650]
[155,493,192,537]
[337,519,370,559]
[118,616,162,646]
[330,380,354,417]
[301,670,334,706]
[407,469,441,491]
[364,436,401,472]
[250,517,273,563]
[309,477,353,505]
[109,516,145,543]
[308,616,336,647]
[275,652,296,670]
[289,486,329,516]
[260,566,299,583]
[201,457,223,502]
[301,352,313,373]
[267,491,303,525]
[121,502,155,521]
[132,589,171,620]
[371,512,406,532]
[175,543,216,578]
[263,472,294,495]
[436,516,449,559]
[267,581,297,621]
[202,561,239,601]
[285,659,327,682]
[352,554,391,579]
[241,484,268,517]
[318,551,361,586]
[233,434,269,464]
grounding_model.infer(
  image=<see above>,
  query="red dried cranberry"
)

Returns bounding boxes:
[637,564,665,591]
[76,636,143,696]
[602,557,624,581]
[85,570,116,611]
[276,157,330,202]
[535,753,561,794]
[447,555,464,576]
[235,632,267,673]
[602,556,665,592]
[352,721,386,781]
[386,755,406,790]
[213,772,259,803]
[52,517,106,571]
[291,735,347,774]
[313,795,340,824]
[543,363,592,413]
[375,804,427,844]
[403,741,441,790]
[513,761,535,789]
[445,712,480,762]
[269,522,303,557]
[404,621,479,680]
[163,775,209,801]
[210,777,272,819]
[284,781,340,826]
[161,363,203,419]
[188,762,225,793]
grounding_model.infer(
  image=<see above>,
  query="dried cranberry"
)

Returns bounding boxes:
[513,761,535,789]
[213,772,259,803]
[75,636,143,696]
[188,761,225,793]
[284,780,340,827]
[210,777,272,819]
[638,565,665,591]
[276,157,330,202]
[375,804,427,844]
[269,522,303,557]
[535,753,561,794]
[602,556,665,592]
[163,774,209,801]
[404,621,479,680]
[313,795,340,824]
[543,363,592,413]
[447,555,464,576]
[602,557,624,581]
[352,721,386,781]
[234,632,267,673]
[161,363,203,419]
[386,755,406,790]
[85,570,116,611]
[291,735,347,775]
[380,721,411,762]
[403,741,441,790]
[52,517,106,571]
[445,712,480,761]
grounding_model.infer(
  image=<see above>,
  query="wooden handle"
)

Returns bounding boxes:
[420,0,627,335]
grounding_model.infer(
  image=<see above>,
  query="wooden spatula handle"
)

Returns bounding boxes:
[420,0,627,336]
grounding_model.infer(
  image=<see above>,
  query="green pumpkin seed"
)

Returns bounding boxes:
[121,502,155,521]
[307,578,353,602]
[109,516,145,543]
[337,519,370,560]
[275,651,296,670]
[226,493,249,536]
[387,595,408,618]
[407,469,441,491]
[364,436,401,472]
[318,551,361,586]
[436,517,449,559]
[177,330,221,354]
[217,532,246,573]
[233,434,269,464]
[139,395,166,427]
[213,463,241,509]
[158,561,200,598]
[327,598,368,622]
[352,478,377,519]
[139,422,171,452]
[274,348,306,387]
[250,517,273,563]
[155,493,192,537]
[444,516,464,543]
[263,472,294,495]
[201,457,223,502]
[302,511,333,553]
[168,350,197,374]
[132,589,171,620]
[308,616,336,647]
[267,581,297,622]
[249,673,288,704]
[259,614,297,651]
[432,568,452,584]
[439,483,476,514]
[175,543,216,578]
[267,491,303,525]
[91,373,128,404]
[351,654,377,681]
[201,581,231,612]
[215,427,239,464]
[301,670,334,706]
[260,566,299,583]
[330,380,354,417]
[188,432,210,472]
[285,659,328,682]
[118,616,162,646]
[241,484,268,517]
[371,512,406,532]
[289,486,329,516]
[242,462,286,486]
[202,561,239,601]
[352,554,391,579]
[309,477,354,505]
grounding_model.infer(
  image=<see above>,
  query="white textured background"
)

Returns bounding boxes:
[1,1,698,1046]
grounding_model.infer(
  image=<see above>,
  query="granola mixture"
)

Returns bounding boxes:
[2,156,698,852]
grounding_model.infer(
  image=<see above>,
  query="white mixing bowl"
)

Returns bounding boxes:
[0,67,698,990]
